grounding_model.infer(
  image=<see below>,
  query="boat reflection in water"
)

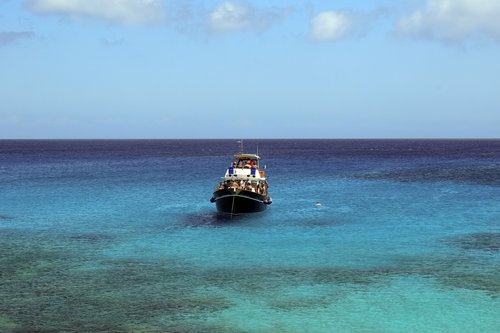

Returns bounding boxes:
[210,152,272,215]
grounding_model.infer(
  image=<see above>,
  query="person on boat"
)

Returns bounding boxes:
[245,182,253,191]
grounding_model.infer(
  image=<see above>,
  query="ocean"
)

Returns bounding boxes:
[0,139,499,332]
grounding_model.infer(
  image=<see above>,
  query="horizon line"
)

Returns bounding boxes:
[1,138,499,141]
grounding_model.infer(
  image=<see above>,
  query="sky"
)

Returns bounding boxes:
[1,0,499,139]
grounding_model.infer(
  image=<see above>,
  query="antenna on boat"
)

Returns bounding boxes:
[256,144,259,156]
[237,139,243,153]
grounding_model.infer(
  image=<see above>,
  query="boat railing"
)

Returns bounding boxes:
[216,180,267,195]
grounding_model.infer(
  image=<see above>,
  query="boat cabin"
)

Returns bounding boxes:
[232,153,260,169]
[223,153,266,181]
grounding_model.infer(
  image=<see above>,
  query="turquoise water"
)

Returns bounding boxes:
[1,140,499,332]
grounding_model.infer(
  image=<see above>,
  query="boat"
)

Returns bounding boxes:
[210,150,272,215]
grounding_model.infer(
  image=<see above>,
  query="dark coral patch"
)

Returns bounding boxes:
[445,232,500,252]
[68,233,114,243]
[0,241,233,333]
[438,271,500,296]
[268,296,334,311]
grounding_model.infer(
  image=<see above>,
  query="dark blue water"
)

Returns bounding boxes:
[1,140,499,332]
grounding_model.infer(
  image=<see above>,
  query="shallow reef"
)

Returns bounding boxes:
[1,229,499,332]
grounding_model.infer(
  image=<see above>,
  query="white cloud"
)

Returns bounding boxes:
[310,11,352,42]
[26,0,166,25]
[208,1,289,34]
[397,0,500,42]
[210,2,249,32]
